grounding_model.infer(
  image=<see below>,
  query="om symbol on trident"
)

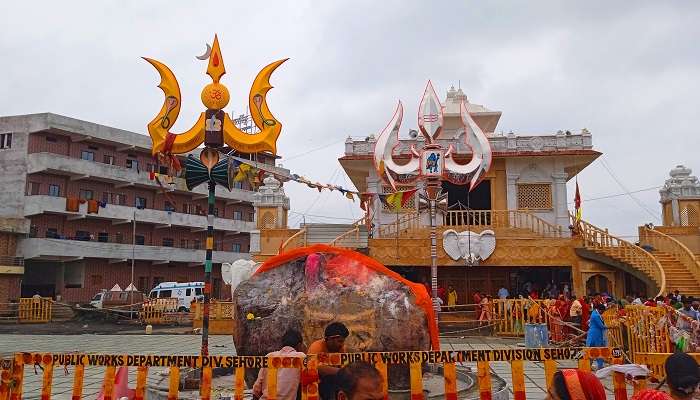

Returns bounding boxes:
[373,81,492,191]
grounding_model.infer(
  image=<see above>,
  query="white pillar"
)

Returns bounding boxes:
[552,172,569,231]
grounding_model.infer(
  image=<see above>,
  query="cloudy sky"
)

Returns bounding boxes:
[2,1,699,238]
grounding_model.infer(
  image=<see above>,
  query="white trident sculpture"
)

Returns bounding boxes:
[372,81,493,323]
[373,81,492,191]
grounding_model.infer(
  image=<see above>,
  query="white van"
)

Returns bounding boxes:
[148,282,204,312]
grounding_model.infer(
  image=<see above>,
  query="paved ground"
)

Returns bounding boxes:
[0,334,626,400]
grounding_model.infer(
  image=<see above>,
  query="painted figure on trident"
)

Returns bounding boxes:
[372,81,493,321]
[143,34,287,357]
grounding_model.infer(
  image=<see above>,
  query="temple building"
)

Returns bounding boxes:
[254,87,700,301]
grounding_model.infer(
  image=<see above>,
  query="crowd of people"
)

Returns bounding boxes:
[251,320,700,400]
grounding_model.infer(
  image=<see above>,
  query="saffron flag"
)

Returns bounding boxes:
[574,181,582,223]
[380,189,418,211]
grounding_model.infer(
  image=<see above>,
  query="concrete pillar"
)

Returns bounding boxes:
[552,172,569,231]
[506,173,519,210]
[55,262,65,299]
[672,198,680,226]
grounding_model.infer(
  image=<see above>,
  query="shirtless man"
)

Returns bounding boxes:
[307,322,349,400]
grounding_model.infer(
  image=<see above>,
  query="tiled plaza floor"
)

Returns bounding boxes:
[0,334,629,399]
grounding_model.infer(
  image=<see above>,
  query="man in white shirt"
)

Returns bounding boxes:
[253,329,306,400]
[569,296,583,326]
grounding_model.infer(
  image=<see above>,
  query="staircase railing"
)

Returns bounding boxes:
[378,212,421,237]
[329,216,367,248]
[443,209,564,238]
[640,227,700,284]
[278,228,307,254]
[573,215,666,297]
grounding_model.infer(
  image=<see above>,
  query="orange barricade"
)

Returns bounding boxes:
[139,298,179,325]
[191,301,235,334]
[492,299,550,336]
[17,297,52,323]
[0,348,625,400]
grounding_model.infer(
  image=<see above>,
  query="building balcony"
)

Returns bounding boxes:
[18,238,249,264]
[27,152,255,204]
[24,195,255,234]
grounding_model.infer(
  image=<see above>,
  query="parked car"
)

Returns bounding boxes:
[148,282,204,312]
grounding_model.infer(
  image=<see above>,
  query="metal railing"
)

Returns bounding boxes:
[639,226,700,284]
[329,217,367,248]
[0,256,23,266]
[443,209,564,238]
[377,212,421,237]
[278,228,307,254]
[574,215,666,297]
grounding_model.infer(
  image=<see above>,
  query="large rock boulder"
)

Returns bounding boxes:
[231,245,436,388]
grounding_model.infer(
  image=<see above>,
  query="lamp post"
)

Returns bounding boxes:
[130,209,135,318]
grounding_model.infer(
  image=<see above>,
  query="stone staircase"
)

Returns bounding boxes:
[651,251,700,296]
[575,218,666,297]
[639,227,700,298]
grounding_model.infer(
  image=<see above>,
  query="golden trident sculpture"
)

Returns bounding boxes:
[143,35,286,358]
[144,34,286,158]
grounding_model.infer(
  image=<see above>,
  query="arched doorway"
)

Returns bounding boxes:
[585,274,612,296]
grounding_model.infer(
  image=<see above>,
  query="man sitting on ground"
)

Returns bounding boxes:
[308,322,350,400]
[253,328,306,400]
[336,361,384,400]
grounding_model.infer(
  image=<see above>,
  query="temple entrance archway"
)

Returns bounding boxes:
[585,274,612,296]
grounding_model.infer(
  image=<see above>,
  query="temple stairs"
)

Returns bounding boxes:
[638,227,700,297]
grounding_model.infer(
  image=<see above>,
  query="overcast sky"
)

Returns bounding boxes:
[2,1,699,238]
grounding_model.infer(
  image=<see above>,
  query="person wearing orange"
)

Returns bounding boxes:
[545,369,606,400]
[307,322,350,400]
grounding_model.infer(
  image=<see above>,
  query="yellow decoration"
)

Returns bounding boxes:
[144,34,287,156]
[246,313,255,320]
[201,83,230,110]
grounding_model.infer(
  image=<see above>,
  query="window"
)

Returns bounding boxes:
[180,239,188,248]
[135,235,145,245]
[46,228,58,238]
[97,232,109,243]
[135,197,147,209]
[158,290,172,298]
[46,136,57,143]
[193,239,201,249]
[137,277,149,292]
[103,155,114,165]
[126,158,139,170]
[517,183,553,210]
[0,133,12,149]
[75,230,91,241]
[185,288,192,296]
[115,232,124,243]
[162,238,174,247]
[81,151,95,161]
[48,184,60,197]
[27,182,40,195]
[79,189,93,200]
[232,243,242,253]
[233,211,242,220]
[195,288,203,296]
[233,181,243,189]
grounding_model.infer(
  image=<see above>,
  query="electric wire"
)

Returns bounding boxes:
[598,157,661,221]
